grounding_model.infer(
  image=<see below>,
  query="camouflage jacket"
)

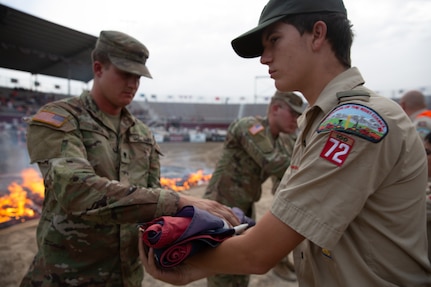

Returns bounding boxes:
[20,91,179,287]
[203,116,293,217]
[271,132,297,194]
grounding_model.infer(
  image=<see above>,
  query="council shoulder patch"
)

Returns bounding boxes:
[32,111,67,128]
[317,103,388,143]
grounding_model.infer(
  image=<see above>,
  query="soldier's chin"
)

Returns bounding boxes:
[121,94,135,102]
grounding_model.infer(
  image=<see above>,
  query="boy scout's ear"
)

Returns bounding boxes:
[311,21,327,50]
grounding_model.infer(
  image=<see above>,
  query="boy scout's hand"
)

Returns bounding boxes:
[178,195,240,226]
[138,231,208,285]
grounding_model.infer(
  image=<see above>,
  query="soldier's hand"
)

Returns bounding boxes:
[178,195,240,226]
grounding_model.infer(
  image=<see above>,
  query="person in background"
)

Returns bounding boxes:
[270,130,299,282]
[140,0,431,285]
[20,30,238,287]
[424,132,431,263]
[203,90,303,287]
[270,131,297,195]
[399,89,431,139]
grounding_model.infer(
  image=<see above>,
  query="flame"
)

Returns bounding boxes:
[0,167,211,226]
[21,168,45,198]
[0,168,44,224]
[161,169,212,192]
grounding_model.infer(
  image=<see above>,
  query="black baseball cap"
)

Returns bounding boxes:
[231,0,347,58]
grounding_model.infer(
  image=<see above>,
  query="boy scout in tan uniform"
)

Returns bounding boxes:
[139,0,431,286]
[275,73,429,286]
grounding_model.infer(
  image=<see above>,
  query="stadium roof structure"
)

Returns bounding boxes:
[0,3,97,83]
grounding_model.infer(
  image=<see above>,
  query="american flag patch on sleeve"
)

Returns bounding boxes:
[249,123,264,135]
[32,111,66,127]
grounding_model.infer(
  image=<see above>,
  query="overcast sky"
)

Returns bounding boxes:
[1,0,430,102]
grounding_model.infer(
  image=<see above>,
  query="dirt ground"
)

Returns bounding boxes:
[0,142,298,287]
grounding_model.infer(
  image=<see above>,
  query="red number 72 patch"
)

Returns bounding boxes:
[320,131,354,166]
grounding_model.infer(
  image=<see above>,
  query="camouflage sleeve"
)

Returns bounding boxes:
[147,140,162,188]
[235,118,291,179]
[27,106,179,224]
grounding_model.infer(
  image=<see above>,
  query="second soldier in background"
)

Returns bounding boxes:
[203,90,303,287]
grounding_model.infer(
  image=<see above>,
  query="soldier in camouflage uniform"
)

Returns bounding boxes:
[270,131,298,282]
[270,132,297,195]
[20,30,238,287]
[203,90,303,287]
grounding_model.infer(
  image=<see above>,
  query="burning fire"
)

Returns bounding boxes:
[161,169,212,192]
[0,167,211,226]
[0,168,44,224]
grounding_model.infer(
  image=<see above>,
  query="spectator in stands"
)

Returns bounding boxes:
[140,0,431,286]
[399,89,431,139]
[20,30,238,287]
[203,90,303,287]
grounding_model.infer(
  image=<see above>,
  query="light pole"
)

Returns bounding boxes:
[254,75,270,104]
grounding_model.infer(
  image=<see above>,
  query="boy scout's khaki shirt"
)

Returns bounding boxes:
[271,68,431,286]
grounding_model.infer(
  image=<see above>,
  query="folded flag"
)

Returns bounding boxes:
[139,206,255,268]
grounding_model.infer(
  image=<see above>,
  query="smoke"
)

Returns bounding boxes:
[0,127,35,195]
[158,142,219,178]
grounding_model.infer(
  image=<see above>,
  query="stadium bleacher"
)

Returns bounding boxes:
[0,84,271,143]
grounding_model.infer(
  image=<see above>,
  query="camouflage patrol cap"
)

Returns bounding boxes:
[95,30,152,78]
[272,91,304,114]
[231,0,347,58]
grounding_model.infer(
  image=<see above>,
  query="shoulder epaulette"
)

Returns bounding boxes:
[336,89,370,103]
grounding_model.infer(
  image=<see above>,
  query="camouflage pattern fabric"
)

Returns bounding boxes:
[271,132,297,194]
[20,91,179,287]
[203,116,294,287]
[207,274,250,287]
[96,30,152,78]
